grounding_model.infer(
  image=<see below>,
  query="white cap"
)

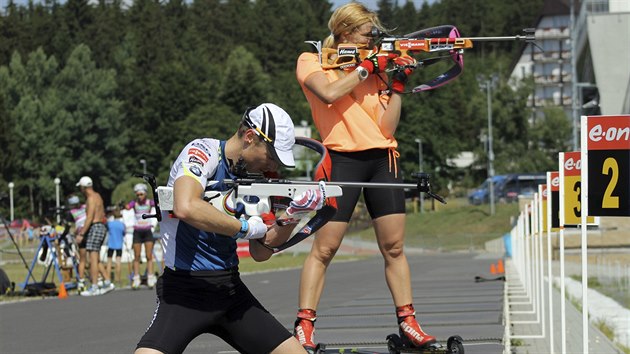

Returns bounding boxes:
[75,176,93,187]
[243,103,296,168]
[134,183,148,193]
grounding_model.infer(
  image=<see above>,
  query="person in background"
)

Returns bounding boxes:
[67,194,89,292]
[293,2,435,351]
[106,206,126,288]
[75,176,111,296]
[127,183,157,289]
[19,219,34,247]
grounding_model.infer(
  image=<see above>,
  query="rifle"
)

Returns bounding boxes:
[307,25,537,93]
[140,137,446,253]
[156,172,445,218]
[153,172,444,254]
[156,180,342,219]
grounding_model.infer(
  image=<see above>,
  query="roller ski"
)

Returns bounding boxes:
[309,334,464,354]
[386,333,464,354]
[384,304,459,353]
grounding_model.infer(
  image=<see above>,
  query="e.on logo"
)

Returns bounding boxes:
[587,116,630,150]
[589,124,630,142]
[551,176,560,187]
[564,157,582,171]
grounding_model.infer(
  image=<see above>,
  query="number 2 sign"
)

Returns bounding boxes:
[581,115,630,216]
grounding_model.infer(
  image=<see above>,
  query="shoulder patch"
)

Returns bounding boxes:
[188,147,209,163]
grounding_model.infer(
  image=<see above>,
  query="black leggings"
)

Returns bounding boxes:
[329,149,405,222]
[136,268,292,354]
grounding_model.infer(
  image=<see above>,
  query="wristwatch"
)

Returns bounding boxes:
[356,66,368,81]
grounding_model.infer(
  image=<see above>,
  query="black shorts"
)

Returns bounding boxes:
[328,149,405,222]
[133,229,154,244]
[107,249,122,258]
[136,268,292,354]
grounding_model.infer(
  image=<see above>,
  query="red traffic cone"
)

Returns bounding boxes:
[497,259,505,274]
[490,263,497,275]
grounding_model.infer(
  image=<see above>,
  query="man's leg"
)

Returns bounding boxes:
[270,337,307,354]
[89,250,99,287]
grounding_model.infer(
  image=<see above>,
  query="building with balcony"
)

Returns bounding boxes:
[510,0,630,145]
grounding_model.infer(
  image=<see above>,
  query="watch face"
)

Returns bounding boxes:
[358,67,368,79]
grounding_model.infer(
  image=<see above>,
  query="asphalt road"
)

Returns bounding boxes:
[0,252,505,354]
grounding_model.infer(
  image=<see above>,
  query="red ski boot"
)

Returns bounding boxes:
[396,304,436,348]
[294,309,317,352]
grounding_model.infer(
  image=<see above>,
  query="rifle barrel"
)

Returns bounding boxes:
[468,35,534,42]
[225,179,418,189]
[321,181,418,189]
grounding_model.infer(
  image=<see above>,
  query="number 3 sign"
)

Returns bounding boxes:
[581,115,630,216]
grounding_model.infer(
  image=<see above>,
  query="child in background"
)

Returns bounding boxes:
[106,207,126,288]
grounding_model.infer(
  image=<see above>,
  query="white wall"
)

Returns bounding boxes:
[587,12,630,114]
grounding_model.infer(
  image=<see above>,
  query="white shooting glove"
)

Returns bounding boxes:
[286,181,326,218]
[232,216,268,240]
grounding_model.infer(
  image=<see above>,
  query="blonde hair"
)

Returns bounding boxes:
[323,2,387,49]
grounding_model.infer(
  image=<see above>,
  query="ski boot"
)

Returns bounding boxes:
[396,304,436,349]
[294,308,317,353]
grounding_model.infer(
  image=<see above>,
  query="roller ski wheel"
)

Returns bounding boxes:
[314,343,326,354]
[386,334,464,354]
[446,336,464,354]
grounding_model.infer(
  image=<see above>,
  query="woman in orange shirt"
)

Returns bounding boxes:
[293,2,435,352]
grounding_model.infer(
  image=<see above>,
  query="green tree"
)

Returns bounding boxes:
[85,0,127,68]
[394,0,418,35]
[217,46,272,113]
[376,0,396,30]
[0,1,28,65]
[0,49,59,216]
[52,44,125,203]
[3,45,125,211]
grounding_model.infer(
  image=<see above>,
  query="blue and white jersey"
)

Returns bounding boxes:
[160,138,239,271]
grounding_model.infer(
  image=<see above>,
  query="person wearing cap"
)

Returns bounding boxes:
[75,176,111,296]
[135,103,322,354]
[126,183,158,289]
[292,3,435,352]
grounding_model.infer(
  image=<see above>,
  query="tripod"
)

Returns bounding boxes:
[20,220,81,296]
